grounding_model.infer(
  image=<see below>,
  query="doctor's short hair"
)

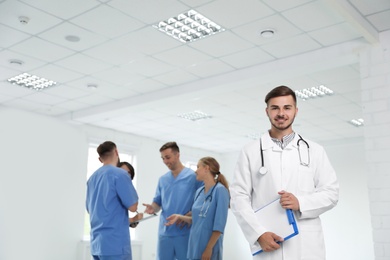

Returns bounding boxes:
[97,141,117,159]
[265,85,297,105]
[160,141,180,153]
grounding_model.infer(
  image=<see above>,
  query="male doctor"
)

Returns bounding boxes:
[230,85,339,259]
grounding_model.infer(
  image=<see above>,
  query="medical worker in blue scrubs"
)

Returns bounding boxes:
[86,141,140,260]
[143,142,202,260]
[165,157,230,260]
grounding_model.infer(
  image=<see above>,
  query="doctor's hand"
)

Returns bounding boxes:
[165,214,182,226]
[142,203,156,214]
[278,190,300,211]
[258,232,284,252]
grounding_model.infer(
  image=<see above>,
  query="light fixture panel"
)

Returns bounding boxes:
[7,73,57,91]
[178,110,212,121]
[295,85,334,101]
[153,9,224,43]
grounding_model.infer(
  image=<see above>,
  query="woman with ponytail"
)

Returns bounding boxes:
[165,157,230,260]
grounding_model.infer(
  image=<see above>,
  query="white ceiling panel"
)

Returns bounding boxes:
[367,10,390,32]
[0,0,62,34]
[0,24,30,48]
[10,37,75,62]
[197,0,275,28]
[20,0,100,19]
[107,0,189,24]
[262,0,314,12]
[232,14,303,46]
[1,0,388,153]
[0,49,46,71]
[261,34,322,58]
[153,69,199,86]
[69,5,145,38]
[184,59,234,78]
[38,22,109,51]
[308,22,362,46]
[220,47,275,69]
[55,53,112,75]
[282,1,345,31]
[190,31,254,57]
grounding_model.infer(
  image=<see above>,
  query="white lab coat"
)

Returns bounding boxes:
[230,132,339,260]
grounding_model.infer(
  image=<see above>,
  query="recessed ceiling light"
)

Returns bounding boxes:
[260,29,275,38]
[349,118,364,127]
[18,16,30,25]
[295,85,334,101]
[65,35,80,42]
[153,9,224,43]
[178,110,212,121]
[9,59,24,66]
[7,73,57,91]
[87,84,98,90]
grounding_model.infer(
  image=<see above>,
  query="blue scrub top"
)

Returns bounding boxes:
[86,165,138,256]
[153,167,202,236]
[187,183,230,260]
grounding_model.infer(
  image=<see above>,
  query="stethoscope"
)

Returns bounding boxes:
[195,183,217,217]
[258,134,310,175]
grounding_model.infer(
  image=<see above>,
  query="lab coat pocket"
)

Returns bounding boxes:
[299,224,325,260]
[298,166,315,192]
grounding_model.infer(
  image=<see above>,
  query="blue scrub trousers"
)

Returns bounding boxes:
[157,234,189,260]
[92,255,131,260]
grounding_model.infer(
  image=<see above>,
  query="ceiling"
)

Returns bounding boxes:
[1,0,389,153]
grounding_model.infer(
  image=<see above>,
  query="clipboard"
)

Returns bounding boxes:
[251,198,299,256]
[130,213,158,224]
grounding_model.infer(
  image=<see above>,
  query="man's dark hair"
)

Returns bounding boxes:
[97,141,116,159]
[118,161,135,180]
[265,85,297,105]
[159,141,180,153]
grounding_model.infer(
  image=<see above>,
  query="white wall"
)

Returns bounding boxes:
[0,107,88,260]
[0,107,376,260]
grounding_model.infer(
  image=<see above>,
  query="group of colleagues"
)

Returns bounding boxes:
[86,85,339,260]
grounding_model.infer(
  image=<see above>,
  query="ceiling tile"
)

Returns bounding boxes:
[69,5,145,38]
[190,31,254,57]
[0,24,30,48]
[44,85,90,100]
[83,35,146,65]
[10,37,75,62]
[282,1,345,31]
[20,0,99,19]
[261,34,322,58]
[113,27,183,56]
[154,45,212,68]
[21,91,68,105]
[153,69,199,86]
[30,64,84,84]
[184,59,234,78]
[55,53,112,75]
[0,79,34,97]
[38,22,109,51]
[220,47,275,69]
[121,57,176,77]
[0,49,46,71]
[0,0,62,34]
[107,0,189,24]
[367,10,390,32]
[308,22,362,46]
[197,0,275,28]
[262,0,314,12]
[349,0,390,15]
[91,67,145,86]
[127,79,168,94]
[232,14,303,46]
[73,93,116,106]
